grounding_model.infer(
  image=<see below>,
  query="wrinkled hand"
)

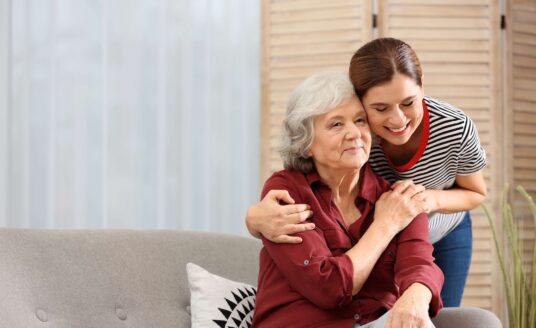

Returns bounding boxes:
[374,180,427,235]
[385,283,431,328]
[245,190,315,243]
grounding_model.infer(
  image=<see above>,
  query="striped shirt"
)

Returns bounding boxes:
[368,96,487,243]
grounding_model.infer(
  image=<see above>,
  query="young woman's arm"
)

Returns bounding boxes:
[421,170,487,213]
[245,189,314,243]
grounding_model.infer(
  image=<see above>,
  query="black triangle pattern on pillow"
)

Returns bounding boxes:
[213,286,257,328]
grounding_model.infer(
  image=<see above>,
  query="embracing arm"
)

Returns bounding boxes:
[421,170,487,214]
[245,190,315,243]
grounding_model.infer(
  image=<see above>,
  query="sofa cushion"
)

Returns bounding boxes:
[187,262,256,328]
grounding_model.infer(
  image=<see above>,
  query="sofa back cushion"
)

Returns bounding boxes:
[0,228,261,328]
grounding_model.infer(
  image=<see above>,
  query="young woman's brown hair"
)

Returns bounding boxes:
[349,37,423,98]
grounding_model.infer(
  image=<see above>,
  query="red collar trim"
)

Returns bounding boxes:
[382,99,430,172]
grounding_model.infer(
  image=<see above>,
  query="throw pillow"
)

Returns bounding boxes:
[186,262,256,328]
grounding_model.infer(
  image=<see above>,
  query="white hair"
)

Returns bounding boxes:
[279,72,356,173]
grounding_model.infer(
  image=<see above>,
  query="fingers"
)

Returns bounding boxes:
[392,180,425,198]
[391,181,427,213]
[283,222,316,234]
[286,209,314,223]
[266,189,295,204]
[273,235,303,244]
[269,222,316,244]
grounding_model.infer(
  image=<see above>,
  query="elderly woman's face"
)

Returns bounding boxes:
[307,96,371,172]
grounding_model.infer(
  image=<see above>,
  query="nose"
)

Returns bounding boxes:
[389,106,407,126]
[345,123,361,139]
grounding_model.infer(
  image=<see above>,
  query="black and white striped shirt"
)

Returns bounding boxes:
[368,96,487,243]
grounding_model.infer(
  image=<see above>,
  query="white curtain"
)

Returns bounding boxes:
[0,0,260,235]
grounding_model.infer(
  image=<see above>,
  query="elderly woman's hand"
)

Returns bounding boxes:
[245,190,315,243]
[385,283,432,328]
[374,180,427,235]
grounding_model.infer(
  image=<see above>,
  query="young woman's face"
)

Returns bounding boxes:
[308,96,371,173]
[360,73,424,146]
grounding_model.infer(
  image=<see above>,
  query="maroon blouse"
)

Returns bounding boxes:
[251,164,443,328]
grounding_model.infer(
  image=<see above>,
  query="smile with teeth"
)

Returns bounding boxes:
[387,122,410,134]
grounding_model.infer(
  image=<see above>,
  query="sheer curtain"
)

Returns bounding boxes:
[0,0,260,235]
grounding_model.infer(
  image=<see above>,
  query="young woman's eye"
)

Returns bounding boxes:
[402,100,414,107]
[374,107,387,112]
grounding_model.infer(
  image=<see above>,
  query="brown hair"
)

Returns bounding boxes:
[349,38,422,98]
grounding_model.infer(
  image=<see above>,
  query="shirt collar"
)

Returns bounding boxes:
[305,163,381,204]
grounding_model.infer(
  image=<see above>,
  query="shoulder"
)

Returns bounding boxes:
[262,169,308,198]
[424,96,467,121]
[424,96,479,138]
[362,164,392,200]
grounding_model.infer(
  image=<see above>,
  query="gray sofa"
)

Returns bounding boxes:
[0,228,502,327]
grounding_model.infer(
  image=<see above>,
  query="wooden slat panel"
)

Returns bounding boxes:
[379,0,500,315]
[514,78,536,90]
[272,41,362,57]
[426,75,490,86]
[409,40,490,51]
[271,7,362,23]
[389,0,490,4]
[271,0,360,13]
[272,30,363,46]
[390,5,490,17]
[262,0,372,179]
[271,19,362,35]
[391,28,490,40]
[390,17,490,28]
[514,32,536,46]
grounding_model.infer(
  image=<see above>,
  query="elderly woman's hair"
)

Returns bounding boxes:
[279,72,355,173]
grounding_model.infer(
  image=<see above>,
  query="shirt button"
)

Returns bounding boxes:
[354,313,360,320]
[303,259,310,265]
[388,250,394,258]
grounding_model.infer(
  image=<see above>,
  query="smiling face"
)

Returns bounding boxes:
[307,96,371,173]
[361,73,424,146]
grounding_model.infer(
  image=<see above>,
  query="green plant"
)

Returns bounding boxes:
[483,186,536,328]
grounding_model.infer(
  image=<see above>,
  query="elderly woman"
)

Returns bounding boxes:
[251,72,443,328]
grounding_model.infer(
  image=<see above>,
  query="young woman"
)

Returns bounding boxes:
[246,38,487,307]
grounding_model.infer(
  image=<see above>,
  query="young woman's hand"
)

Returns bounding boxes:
[419,189,439,213]
[385,283,432,328]
[245,190,314,243]
[374,180,427,235]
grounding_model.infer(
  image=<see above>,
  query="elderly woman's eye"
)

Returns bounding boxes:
[330,122,343,128]
[354,117,366,124]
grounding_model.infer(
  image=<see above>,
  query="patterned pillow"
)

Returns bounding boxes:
[186,263,256,328]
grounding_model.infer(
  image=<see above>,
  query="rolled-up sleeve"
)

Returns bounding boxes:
[394,213,444,317]
[260,174,355,310]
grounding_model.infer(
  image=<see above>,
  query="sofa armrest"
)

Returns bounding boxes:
[432,307,502,328]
